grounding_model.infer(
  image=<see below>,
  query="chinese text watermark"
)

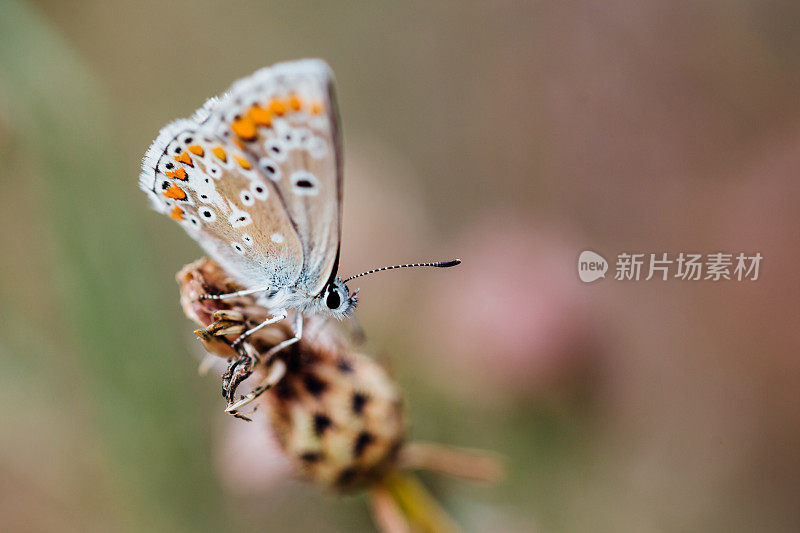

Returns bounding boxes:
[578,251,762,282]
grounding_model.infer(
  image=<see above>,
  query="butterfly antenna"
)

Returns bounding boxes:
[343,259,461,283]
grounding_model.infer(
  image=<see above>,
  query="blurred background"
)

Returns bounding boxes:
[1,0,799,531]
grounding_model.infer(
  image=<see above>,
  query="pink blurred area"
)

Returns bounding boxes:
[422,212,601,400]
[215,409,293,493]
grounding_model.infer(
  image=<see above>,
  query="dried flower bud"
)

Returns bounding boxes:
[178,258,405,489]
[266,341,405,489]
[177,258,503,530]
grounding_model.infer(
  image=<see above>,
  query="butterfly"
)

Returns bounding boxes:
[139,59,458,413]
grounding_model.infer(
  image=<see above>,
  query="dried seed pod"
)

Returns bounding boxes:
[178,258,405,489]
[266,339,405,489]
[177,258,503,530]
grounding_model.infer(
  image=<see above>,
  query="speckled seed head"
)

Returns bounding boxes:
[265,338,405,491]
[177,257,406,491]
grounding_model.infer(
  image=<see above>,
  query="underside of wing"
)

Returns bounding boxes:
[200,59,343,297]
[139,121,304,289]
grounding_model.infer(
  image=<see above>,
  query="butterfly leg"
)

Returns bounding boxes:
[221,343,257,404]
[224,313,302,414]
[200,286,271,301]
[225,357,287,416]
[230,309,287,348]
[262,312,303,360]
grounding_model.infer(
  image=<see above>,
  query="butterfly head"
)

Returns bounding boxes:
[316,259,461,320]
[320,278,358,319]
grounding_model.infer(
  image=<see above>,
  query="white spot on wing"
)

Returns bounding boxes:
[290,170,319,196]
[271,233,284,243]
[280,128,298,149]
[206,162,222,179]
[264,139,288,162]
[295,128,312,147]
[310,116,328,130]
[228,202,252,228]
[307,136,328,159]
[199,207,217,222]
[240,189,255,206]
[258,158,281,182]
[251,181,269,200]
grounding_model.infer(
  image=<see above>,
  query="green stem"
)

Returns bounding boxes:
[383,472,459,533]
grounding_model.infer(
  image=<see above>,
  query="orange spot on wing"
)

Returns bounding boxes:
[289,94,302,111]
[162,184,187,200]
[212,146,227,162]
[165,167,188,180]
[233,137,245,150]
[247,104,272,127]
[188,144,205,156]
[269,98,287,116]
[170,205,185,220]
[234,155,252,170]
[231,116,257,140]
[310,101,324,115]
[174,152,193,166]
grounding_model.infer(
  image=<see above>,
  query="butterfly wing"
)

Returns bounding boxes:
[201,59,342,297]
[139,120,305,289]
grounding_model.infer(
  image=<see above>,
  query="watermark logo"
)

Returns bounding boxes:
[578,251,762,282]
[578,250,608,283]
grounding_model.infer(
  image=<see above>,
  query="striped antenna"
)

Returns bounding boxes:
[343,259,461,283]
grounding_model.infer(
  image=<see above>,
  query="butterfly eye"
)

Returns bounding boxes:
[326,289,341,310]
